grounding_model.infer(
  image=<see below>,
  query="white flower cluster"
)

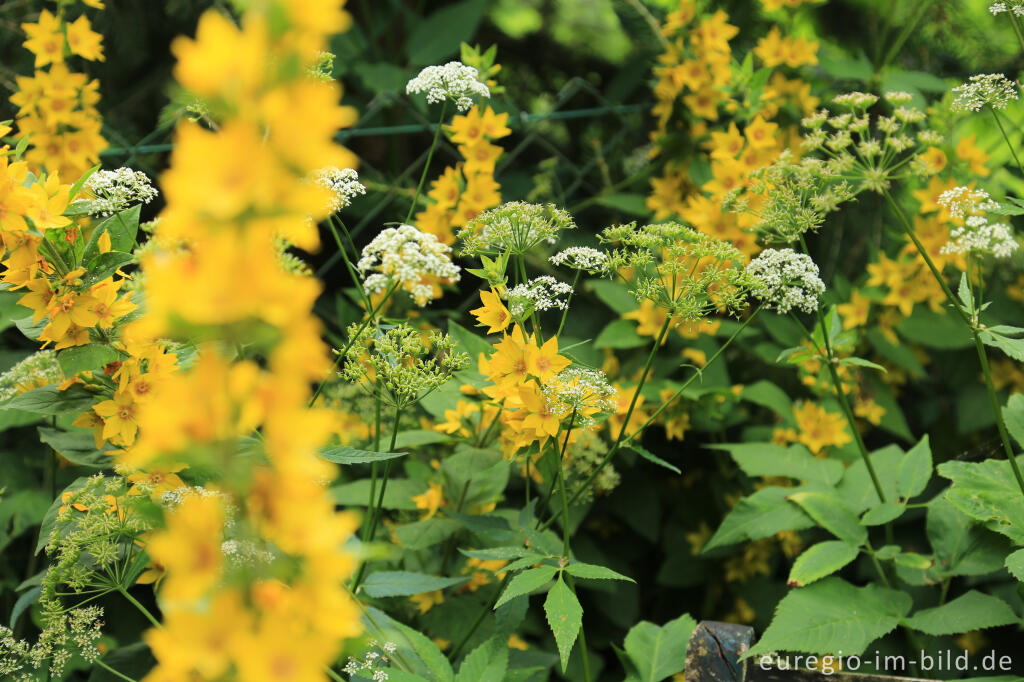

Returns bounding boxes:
[405,61,490,112]
[937,186,1000,219]
[314,167,366,212]
[746,248,826,315]
[991,1,1024,16]
[506,275,573,319]
[82,167,158,217]
[342,640,395,682]
[0,608,103,679]
[951,74,1019,112]
[357,224,460,306]
[160,486,237,525]
[221,539,275,566]
[938,188,1018,259]
[0,350,63,402]
[550,246,609,274]
[544,367,617,423]
[459,201,576,255]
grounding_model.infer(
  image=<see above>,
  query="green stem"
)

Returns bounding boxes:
[440,480,472,575]
[327,214,371,311]
[989,107,1024,176]
[878,0,933,69]
[556,270,581,338]
[1008,11,1024,54]
[517,256,543,341]
[94,659,139,682]
[405,100,448,224]
[556,411,579,555]
[352,405,403,591]
[325,668,346,682]
[117,586,161,629]
[448,573,511,661]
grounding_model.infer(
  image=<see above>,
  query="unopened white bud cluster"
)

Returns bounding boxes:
[550,246,609,274]
[313,167,366,212]
[0,350,63,402]
[951,74,1019,112]
[506,275,573,319]
[406,61,490,112]
[83,167,158,216]
[358,225,460,307]
[746,248,825,315]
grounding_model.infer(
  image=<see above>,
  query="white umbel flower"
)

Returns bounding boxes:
[313,167,366,212]
[951,74,1019,112]
[406,61,490,112]
[746,248,825,315]
[82,167,158,216]
[938,187,1019,259]
[357,224,460,306]
[549,246,609,274]
[506,275,573,319]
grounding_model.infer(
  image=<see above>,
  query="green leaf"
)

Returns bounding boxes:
[9,586,41,628]
[361,571,469,598]
[981,330,1024,361]
[544,576,583,673]
[896,435,932,500]
[623,614,696,682]
[928,497,1011,578]
[454,636,507,682]
[745,578,912,658]
[861,502,906,526]
[628,443,681,475]
[897,308,971,349]
[395,518,461,550]
[937,457,1024,544]
[740,381,794,425]
[318,446,406,464]
[566,562,634,582]
[36,477,90,553]
[587,279,638,315]
[394,429,452,448]
[595,319,647,349]
[407,0,489,66]
[703,487,815,552]
[709,443,843,486]
[835,445,902,512]
[99,204,141,253]
[1005,548,1024,581]
[494,565,557,608]
[904,591,1018,635]
[1003,393,1024,449]
[0,491,49,554]
[787,492,867,547]
[893,552,933,569]
[82,251,135,288]
[37,427,108,468]
[460,546,534,561]
[839,356,887,373]
[5,384,96,415]
[595,193,649,216]
[0,290,29,333]
[788,541,860,587]
[57,344,119,377]
[387,619,455,682]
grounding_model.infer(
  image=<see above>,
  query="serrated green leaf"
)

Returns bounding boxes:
[318,446,406,464]
[624,614,696,682]
[861,502,905,526]
[361,571,469,598]
[787,492,867,547]
[494,565,557,608]
[981,330,1024,361]
[788,541,860,587]
[544,576,583,673]
[1003,393,1024,449]
[897,435,932,500]
[839,357,887,373]
[704,487,816,552]
[454,636,507,682]
[744,578,912,658]
[904,591,1018,635]
[893,552,933,569]
[928,497,1009,578]
[937,457,1024,544]
[566,562,634,582]
[1005,548,1024,581]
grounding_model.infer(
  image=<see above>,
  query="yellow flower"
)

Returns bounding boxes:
[92,389,140,446]
[65,15,105,62]
[470,288,511,334]
[955,134,990,177]
[837,290,871,329]
[411,481,446,519]
[744,115,778,150]
[791,402,851,454]
[410,589,444,614]
[22,10,65,68]
[918,146,947,174]
[460,140,503,176]
[146,493,224,603]
[525,335,570,382]
[623,300,670,339]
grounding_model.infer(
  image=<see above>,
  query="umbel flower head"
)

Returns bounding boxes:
[746,248,826,314]
[543,367,617,426]
[357,224,461,306]
[506,276,573,320]
[313,166,366,213]
[600,221,757,321]
[340,324,469,410]
[81,167,158,217]
[549,246,609,274]
[951,74,1019,113]
[938,187,1019,259]
[458,201,576,256]
[406,61,490,112]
